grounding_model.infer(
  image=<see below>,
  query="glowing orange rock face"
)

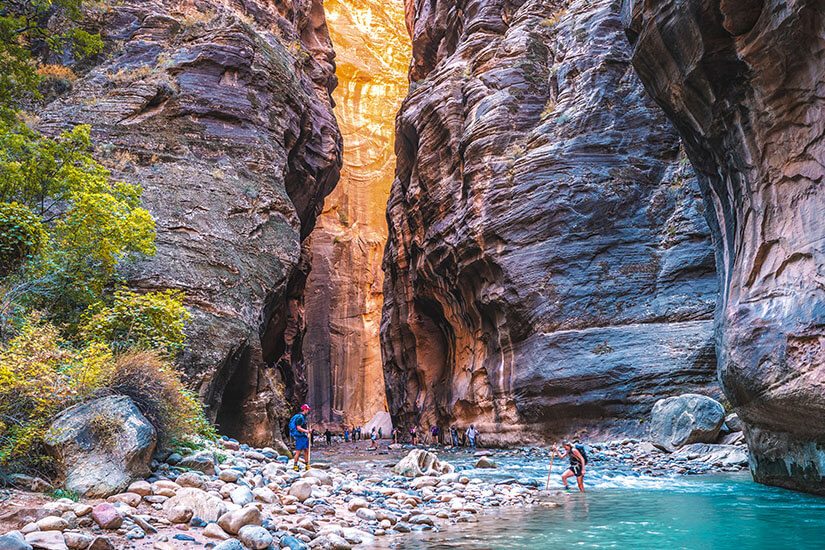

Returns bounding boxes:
[303,0,410,428]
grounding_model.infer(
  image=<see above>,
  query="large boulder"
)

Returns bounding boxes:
[43,395,156,497]
[392,450,454,477]
[363,412,393,439]
[162,488,227,523]
[650,394,725,452]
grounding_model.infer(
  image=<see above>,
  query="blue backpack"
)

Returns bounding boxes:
[289,413,305,438]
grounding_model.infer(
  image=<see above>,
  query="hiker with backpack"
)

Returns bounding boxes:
[288,404,312,471]
[555,440,588,492]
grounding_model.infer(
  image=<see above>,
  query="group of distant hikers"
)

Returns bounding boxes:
[287,404,588,492]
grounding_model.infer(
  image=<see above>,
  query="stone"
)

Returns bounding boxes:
[623,0,825,495]
[650,394,726,452]
[724,414,743,433]
[90,504,122,530]
[212,541,244,550]
[229,486,254,506]
[35,518,68,532]
[288,480,313,502]
[302,469,332,486]
[131,516,157,534]
[238,525,273,550]
[217,506,262,535]
[355,508,376,521]
[252,487,276,503]
[0,532,31,550]
[62,533,92,550]
[475,457,497,469]
[35,0,342,451]
[127,481,152,497]
[177,451,217,476]
[175,472,206,489]
[392,450,454,477]
[106,493,141,508]
[23,532,67,550]
[219,470,241,483]
[42,396,156,497]
[166,506,193,524]
[381,0,719,446]
[279,535,308,550]
[162,487,227,522]
[326,534,351,550]
[202,523,230,540]
[86,537,114,550]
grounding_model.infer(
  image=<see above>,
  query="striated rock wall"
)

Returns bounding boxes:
[381,0,720,445]
[623,0,825,494]
[37,0,342,446]
[301,0,410,429]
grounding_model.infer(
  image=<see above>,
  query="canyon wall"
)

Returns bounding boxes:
[381,0,720,445]
[623,0,825,494]
[302,0,410,429]
[37,0,342,446]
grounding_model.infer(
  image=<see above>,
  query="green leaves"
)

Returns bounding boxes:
[0,201,45,277]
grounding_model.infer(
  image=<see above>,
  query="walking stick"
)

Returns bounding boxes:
[545,444,556,491]
[307,426,312,470]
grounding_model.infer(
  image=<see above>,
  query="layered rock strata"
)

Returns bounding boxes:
[381,0,720,445]
[37,0,342,446]
[301,0,410,428]
[623,0,825,493]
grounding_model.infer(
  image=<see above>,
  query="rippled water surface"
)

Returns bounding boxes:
[367,452,825,550]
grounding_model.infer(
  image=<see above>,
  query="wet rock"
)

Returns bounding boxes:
[43,396,155,497]
[724,414,743,433]
[239,525,273,550]
[392,450,454,477]
[650,394,725,452]
[475,457,497,469]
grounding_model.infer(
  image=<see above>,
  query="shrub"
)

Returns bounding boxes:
[102,351,216,445]
[0,319,214,475]
[81,289,191,356]
[0,202,46,278]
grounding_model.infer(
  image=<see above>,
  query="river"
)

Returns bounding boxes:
[361,450,825,549]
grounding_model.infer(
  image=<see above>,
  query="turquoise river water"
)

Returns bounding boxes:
[368,453,825,550]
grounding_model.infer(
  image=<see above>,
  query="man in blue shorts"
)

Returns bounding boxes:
[289,404,311,471]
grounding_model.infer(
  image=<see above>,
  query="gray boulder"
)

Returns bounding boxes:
[650,394,725,452]
[43,395,156,497]
[724,413,743,433]
[0,531,32,550]
[392,450,454,477]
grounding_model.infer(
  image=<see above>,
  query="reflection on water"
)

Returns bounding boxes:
[369,454,825,550]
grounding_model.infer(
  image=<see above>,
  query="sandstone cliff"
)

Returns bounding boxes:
[36,0,342,446]
[623,0,825,494]
[381,0,720,445]
[302,0,410,429]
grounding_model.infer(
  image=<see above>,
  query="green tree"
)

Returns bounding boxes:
[0,122,156,328]
[0,0,102,116]
[81,289,191,356]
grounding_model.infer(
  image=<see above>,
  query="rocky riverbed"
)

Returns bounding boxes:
[0,435,748,550]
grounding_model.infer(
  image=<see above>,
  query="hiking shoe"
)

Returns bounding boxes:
[293,465,300,472]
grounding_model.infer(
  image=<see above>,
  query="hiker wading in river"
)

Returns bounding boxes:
[289,404,312,471]
[556,440,587,492]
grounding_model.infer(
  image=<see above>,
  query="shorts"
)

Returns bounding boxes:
[295,436,309,450]
[569,463,583,477]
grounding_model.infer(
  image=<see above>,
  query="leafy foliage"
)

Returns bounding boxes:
[0,201,45,277]
[0,122,156,326]
[0,319,214,474]
[0,0,102,116]
[81,289,191,355]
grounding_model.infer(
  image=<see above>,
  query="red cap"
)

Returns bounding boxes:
[301,404,311,411]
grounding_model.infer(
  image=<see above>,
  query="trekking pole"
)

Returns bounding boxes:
[545,444,556,491]
[307,425,312,470]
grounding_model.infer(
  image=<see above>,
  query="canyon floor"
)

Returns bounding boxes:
[0,438,749,550]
